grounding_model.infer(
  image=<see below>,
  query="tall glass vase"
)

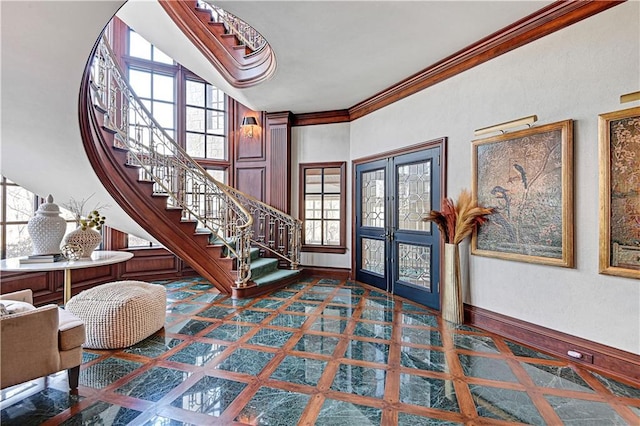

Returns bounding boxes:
[442,242,463,324]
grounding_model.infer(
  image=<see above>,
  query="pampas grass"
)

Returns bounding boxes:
[423,189,492,244]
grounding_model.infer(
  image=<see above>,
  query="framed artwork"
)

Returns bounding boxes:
[471,120,574,267]
[599,106,640,279]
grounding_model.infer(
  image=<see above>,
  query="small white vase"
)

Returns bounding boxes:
[442,243,463,324]
[64,227,102,258]
[27,194,67,255]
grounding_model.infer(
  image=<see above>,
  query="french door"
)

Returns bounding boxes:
[355,146,442,309]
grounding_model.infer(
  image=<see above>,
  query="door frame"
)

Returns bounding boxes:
[351,137,447,305]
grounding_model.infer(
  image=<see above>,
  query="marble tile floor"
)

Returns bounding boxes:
[1,276,639,425]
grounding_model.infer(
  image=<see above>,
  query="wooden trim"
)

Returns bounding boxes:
[299,161,347,252]
[231,273,299,298]
[300,265,351,280]
[292,110,351,127]
[351,138,447,285]
[286,1,622,126]
[465,304,640,383]
[158,0,276,88]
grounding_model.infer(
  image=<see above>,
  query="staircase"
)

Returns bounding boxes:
[158,0,276,88]
[79,37,300,298]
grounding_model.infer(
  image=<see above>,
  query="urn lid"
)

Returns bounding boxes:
[36,194,62,215]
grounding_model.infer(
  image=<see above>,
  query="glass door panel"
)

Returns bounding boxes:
[355,147,441,310]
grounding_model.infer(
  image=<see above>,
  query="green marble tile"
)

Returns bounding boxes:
[293,334,340,355]
[505,340,556,360]
[215,348,274,375]
[315,398,382,425]
[360,307,394,322]
[353,322,392,340]
[521,362,594,393]
[0,388,82,425]
[170,375,246,417]
[167,302,202,315]
[230,309,272,323]
[205,323,254,342]
[235,386,310,425]
[331,363,386,399]
[115,367,190,402]
[166,291,195,301]
[309,316,349,334]
[196,305,236,319]
[143,416,196,425]
[61,401,141,426]
[546,395,627,425]
[458,355,518,383]
[399,373,459,413]
[453,333,499,353]
[123,335,183,358]
[82,352,100,363]
[401,328,443,347]
[168,342,227,366]
[344,339,390,364]
[270,355,327,386]
[269,313,309,329]
[166,319,213,336]
[219,297,254,307]
[246,328,293,348]
[398,412,462,425]
[252,298,286,309]
[192,293,226,303]
[81,358,142,389]
[469,384,544,425]
[400,346,447,372]
[400,311,439,327]
[286,301,320,314]
[591,371,640,399]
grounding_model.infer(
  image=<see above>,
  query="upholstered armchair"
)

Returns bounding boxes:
[0,289,86,391]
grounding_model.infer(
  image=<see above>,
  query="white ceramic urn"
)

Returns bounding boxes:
[27,194,67,255]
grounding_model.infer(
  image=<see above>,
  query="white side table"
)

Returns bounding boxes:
[1,251,134,303]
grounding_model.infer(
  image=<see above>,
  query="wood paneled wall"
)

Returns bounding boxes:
[1,227,198,306]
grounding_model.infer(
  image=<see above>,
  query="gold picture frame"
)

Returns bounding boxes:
[599,106,640,279]
[471,120,574,267]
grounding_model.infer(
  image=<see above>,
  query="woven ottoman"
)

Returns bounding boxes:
[65,280,166,349]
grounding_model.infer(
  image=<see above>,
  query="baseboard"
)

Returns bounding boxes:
[464,304,640,384]
[301,265,351,280]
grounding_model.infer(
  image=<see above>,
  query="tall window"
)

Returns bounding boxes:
[299,163,346,253]
[124,28,229,181]
[185,79,226,160]
[0,178,76,259]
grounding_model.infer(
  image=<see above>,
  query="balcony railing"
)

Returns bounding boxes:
[196,1,267,53]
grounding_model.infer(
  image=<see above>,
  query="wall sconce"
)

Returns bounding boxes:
[241,116,259,138]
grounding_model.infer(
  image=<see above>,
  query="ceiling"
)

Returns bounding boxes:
[118,0,552,115]
[0,0,552,241]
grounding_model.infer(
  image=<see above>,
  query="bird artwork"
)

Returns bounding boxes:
[490,185,511,218]
[513,163,528,188]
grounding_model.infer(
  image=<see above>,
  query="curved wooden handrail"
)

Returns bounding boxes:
[159,0,276,88]
[78,38,237,294]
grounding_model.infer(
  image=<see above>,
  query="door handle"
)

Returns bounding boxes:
[379,231,393,241]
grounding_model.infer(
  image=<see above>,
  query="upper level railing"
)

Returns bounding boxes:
[196,0,266,53]
[90,37,301,284]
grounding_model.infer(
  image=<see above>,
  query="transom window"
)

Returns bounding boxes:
[299,163,346,253]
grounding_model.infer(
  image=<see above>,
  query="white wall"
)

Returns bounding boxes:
[292,123,351,269]
[295,2,640,354]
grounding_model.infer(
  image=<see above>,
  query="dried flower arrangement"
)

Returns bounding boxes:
[62,194,110,229]
[423,189,492,244]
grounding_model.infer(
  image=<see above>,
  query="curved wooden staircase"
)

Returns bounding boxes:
[79,38,299,299]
